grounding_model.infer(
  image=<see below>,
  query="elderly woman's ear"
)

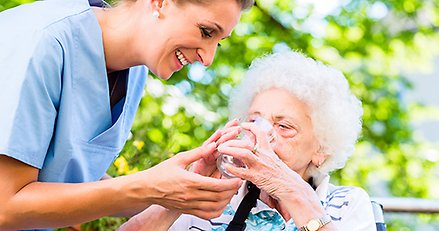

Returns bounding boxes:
[311,146,329,168]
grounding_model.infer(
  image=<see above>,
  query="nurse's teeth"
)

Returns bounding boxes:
[176,50,188,65]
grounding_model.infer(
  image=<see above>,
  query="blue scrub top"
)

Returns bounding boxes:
[0,0,148,205]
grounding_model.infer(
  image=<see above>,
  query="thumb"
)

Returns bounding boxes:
[176,142,216,167]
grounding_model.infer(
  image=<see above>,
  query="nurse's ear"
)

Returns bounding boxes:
[150,0,166,13]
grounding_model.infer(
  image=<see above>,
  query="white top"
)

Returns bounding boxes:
[169,175,376,230]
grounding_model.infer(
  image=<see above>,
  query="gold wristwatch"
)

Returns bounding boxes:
[298,214,331,231]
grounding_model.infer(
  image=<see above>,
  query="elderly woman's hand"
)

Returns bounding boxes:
[220,122,333,229]
[217,122,312,202]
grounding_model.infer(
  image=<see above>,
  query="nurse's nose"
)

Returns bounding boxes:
[197,43,218,67]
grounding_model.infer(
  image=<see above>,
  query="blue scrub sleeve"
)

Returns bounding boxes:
[0,30,62,169]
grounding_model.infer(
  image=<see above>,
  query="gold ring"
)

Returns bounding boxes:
[268,134,275,143]
[252,144,258,153]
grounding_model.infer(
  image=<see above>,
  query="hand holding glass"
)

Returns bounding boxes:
[217,117,274,178]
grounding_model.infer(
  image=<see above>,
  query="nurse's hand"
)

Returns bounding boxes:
[139,143,242,220]
[191,119,240,178]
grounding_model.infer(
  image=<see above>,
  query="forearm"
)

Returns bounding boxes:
[279,188,337,231]
[118,205,181,231]
[0,144,241,230]
[100,173,146,218]
[0,175,151,230]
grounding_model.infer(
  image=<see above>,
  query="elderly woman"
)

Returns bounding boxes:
[119,51,376,231]
[0,0,254,229]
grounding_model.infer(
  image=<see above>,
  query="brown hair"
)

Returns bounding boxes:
[174,0,254,10]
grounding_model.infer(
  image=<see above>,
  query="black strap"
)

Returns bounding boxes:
[88,0,111,7]
[226,182,261,231]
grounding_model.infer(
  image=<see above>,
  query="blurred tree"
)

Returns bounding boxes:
[1,0,438,230]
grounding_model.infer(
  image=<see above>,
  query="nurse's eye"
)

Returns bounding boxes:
[200,26,213,38]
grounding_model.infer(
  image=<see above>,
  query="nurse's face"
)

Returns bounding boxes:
[148,0,242,79]
[247,88,322,178]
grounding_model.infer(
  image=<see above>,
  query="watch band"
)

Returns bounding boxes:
[298,214,331,231]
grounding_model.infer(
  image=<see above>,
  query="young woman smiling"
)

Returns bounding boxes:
[0,0,253,230]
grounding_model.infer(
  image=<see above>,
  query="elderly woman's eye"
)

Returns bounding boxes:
[278,123,289,129]
[275,123,298,137]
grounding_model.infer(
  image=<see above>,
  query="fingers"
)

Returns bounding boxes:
[224,118,240,129]
[224,119,239,128]
[160,183,237,220]
[148,148,244,221]
[176,143,216,167]
[172,143,244,190]
[190,127,241,175]
[216,126,240,145]
[203,129,222,146]
[224,163,251,181]
[165,175,241,216]
[210,169,222,179]
[217,144,257,168]
[176,185,237,205]
[203,119,239,146]
[219,139,254,152]
[240,122,271,151]
[191,159,217,176]
[190,173,242,192]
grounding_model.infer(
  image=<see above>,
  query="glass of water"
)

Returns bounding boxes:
[216,117,275,178]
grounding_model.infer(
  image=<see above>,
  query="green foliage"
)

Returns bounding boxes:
[80,217,128,231]
[0,0,32,11]
[2,0,439,230]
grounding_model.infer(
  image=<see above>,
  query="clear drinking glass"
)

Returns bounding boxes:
[216,117,275,178]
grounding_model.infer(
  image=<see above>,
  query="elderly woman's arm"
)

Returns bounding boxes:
[270,171,338,230]
[117,205,181,231]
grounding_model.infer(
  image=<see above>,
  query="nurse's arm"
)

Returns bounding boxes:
[0,145,241,230]
[100,173,144,218]
[0,154,151,230]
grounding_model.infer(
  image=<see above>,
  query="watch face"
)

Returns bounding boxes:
[307,219,321,231]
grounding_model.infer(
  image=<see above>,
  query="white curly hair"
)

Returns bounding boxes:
[228,51,363,179]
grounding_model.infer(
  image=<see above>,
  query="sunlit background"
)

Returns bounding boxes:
[1,0,438,230]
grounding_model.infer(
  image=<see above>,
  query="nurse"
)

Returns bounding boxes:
[0,0,253,230]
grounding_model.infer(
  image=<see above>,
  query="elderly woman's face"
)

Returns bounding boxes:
[146,0,242,79]
[247,88,321,177]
